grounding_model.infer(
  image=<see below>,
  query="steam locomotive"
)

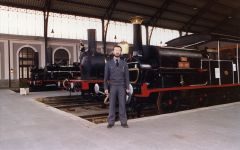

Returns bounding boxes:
[29,16,240,113]
[124,17,240,113]
[29,62,81,89]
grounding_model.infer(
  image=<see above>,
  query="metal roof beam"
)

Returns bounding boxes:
[120,0,157,10]
[0,1,43,11]
[102,0,120,40]
[103,0,119,19]
[147,0,173,26]
[1,0,231,27]
[173,1,238,21]
[210,6,240,33]
[147,0,173,45]
[102,0,120,55]
[180,0,215,32]
[119,0,234,27]
[122,0,234,21]
[57,0,105,9]
[43,0,51,65]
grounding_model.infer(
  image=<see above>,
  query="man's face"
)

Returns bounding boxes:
[113,47,122,57]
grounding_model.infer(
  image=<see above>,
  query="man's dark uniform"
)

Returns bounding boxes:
[104,58,130,125]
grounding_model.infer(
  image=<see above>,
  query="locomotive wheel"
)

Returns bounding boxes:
[161,93,179,113]
[161,98,174,113]
[198,96,205,107]
[128,97,143,118]
[73,82,81,92]
[126,98,136,119]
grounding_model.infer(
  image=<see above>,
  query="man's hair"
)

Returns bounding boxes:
[113,45,122,51]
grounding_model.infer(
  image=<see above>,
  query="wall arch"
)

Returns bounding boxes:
[52,47,71,65]
[16,45,38,79]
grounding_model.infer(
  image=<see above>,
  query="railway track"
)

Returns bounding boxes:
[37,95,162,124]
[37,95,104,107]
[81,113,109,124]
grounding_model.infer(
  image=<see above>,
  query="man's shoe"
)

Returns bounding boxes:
[107,124,114,128]
[121,124,129,128]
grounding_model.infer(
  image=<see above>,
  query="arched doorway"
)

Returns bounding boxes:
[54,49,69,66]
[19,47,35,79]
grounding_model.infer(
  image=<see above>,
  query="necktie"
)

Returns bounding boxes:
[116,59,119,67]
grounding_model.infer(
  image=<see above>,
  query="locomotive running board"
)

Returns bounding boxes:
[68,80,104,90]
[135,83,240,97]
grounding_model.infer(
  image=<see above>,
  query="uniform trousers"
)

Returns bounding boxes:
[108,85,127,125]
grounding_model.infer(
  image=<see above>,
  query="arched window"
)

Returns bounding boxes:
[19,47,35,79]
[54,49,69,65]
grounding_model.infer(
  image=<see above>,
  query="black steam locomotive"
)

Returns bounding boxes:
[125,18,240,113]
[29,62,81,89]
[29,29,104,91]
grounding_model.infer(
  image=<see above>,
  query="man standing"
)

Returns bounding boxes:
[104,45,130,128]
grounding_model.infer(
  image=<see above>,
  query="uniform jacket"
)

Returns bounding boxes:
[104,58,130,90]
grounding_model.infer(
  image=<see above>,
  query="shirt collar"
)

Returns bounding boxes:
[113,57,120,62]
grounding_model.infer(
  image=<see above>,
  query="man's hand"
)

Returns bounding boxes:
[126,89,130,94]
[105,90,109,95]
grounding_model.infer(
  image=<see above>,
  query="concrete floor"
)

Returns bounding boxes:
[0,89,240,150]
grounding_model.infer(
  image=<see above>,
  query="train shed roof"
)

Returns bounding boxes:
[0,0,240,37]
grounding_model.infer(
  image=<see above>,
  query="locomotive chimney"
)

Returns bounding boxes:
[130,16,144,56]
[87,29,97,55]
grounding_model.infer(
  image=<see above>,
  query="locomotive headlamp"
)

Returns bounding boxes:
[126,84,133,104]
[130,16,144,24]
[94,84,101,94]
[118,41,129,54]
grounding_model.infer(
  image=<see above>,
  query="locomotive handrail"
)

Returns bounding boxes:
[47,71,81,73]
[189,81,208,86]
[127,62,139,65]
[158,67,204,70]
[129,68,139,84]
[157,67,208,73]
[140,64,152,69]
